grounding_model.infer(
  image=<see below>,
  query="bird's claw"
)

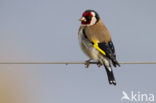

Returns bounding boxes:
[97,62,102,67]
[84,59,91,68]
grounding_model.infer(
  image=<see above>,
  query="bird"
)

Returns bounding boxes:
[78,9,120,85]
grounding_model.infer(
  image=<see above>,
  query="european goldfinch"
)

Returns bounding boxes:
[78,10,120,85]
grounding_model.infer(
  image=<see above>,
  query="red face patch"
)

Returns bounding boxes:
[82,12,93,17]
[81,12,93,25]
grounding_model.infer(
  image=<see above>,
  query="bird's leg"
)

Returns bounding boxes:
[97,61,102,67]
[84,59,92,68]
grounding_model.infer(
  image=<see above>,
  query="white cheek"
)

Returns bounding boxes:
[91,12,96,17]
[89,17,97,26]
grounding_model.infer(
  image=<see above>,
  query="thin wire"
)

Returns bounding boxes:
[0,61,156,64]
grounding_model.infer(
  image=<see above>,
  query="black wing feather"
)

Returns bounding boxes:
[98,41,120,67]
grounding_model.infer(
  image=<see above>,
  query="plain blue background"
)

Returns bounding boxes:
[0,0,156,103]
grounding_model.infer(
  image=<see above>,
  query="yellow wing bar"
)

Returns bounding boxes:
[93,42,106,55]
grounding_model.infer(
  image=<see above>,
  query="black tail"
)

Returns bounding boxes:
[103,64,116,85]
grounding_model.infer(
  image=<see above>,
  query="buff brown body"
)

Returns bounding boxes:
[85,19,111,43]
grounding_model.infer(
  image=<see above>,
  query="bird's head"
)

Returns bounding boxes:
[79,10,100,26]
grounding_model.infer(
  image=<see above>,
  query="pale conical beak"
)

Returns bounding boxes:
[79,17,86,22]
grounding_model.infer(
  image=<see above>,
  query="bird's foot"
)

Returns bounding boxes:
[84,59,92,68]
[97,62,102,67]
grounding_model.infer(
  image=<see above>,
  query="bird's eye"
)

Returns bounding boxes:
[83,12,92,19]
[88,15,92,19]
